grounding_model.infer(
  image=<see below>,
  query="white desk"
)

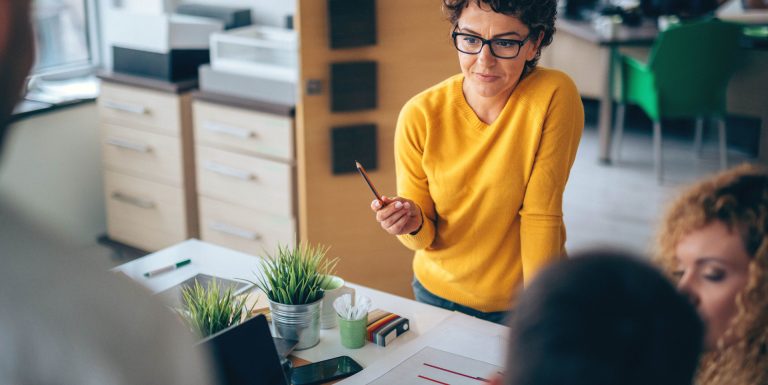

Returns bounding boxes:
[113,239,480,368]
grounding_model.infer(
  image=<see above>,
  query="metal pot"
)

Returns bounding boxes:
[269,298,322,350]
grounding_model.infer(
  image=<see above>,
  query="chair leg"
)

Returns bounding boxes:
[613,104,626,163]
[718,117,727,170]
[654,121,663,183]
[694,117,704,158]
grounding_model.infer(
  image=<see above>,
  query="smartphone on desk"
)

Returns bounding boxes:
[290,355,363,385]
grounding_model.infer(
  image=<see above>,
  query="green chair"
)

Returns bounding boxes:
[613,19,742,182]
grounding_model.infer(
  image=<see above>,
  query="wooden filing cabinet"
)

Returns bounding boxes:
[192,93,296,256]
[97,75,199,252]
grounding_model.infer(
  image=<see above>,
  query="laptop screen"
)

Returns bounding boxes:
[199,314,289,385]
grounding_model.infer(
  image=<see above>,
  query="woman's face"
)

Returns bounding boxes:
[455,2,540,102]
[674,220,751,350]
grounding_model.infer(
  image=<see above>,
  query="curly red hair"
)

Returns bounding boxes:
[655,163,768,385]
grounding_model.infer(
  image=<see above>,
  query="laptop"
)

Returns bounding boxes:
[157,274,252,310]
[198,314,289,385]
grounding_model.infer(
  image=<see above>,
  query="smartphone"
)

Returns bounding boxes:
[290,355,363,385]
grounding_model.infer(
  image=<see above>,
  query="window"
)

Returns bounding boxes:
[31,0,99,75]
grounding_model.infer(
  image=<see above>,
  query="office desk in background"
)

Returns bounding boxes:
[541,18,658,164]
[113,239,507,384]
[726,33,768,163]
[544,19,768,164]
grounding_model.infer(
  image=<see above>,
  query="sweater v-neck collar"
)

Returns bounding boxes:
[453,72,533,133]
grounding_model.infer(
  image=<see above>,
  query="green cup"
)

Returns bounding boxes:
[338,314,367,349]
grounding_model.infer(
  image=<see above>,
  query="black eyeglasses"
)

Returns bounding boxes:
[451,29,532,59]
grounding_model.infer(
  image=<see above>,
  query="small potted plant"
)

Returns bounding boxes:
[253,243,338,350]
[178,278,253,338]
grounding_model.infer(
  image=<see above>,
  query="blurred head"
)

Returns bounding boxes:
[499,251,703,385]
[442,0,555,101]
[656,164,768,383]
[0,0,35,150]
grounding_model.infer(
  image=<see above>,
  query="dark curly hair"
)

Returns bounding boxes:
[442,0,557,74]
[507,251,703,385]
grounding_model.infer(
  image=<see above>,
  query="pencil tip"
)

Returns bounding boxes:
[355,160,361,168]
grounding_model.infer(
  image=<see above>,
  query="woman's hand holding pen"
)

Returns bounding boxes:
[371,196,422,235]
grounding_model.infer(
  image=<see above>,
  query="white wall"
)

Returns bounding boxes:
[0,104,106,246]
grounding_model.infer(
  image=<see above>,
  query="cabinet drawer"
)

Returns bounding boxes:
[196,146,293,216]
[199,196,296,257]
[99,82,182,135]
[101,123,183,185]
[104,171,187,251]
[193,101,293,161]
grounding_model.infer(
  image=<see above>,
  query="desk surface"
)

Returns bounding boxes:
[557,18,659,46]
[114,239,465,367]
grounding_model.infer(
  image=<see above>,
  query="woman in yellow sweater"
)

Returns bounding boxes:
[370,0,583,322]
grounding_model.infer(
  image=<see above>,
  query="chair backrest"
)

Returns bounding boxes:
[648,19,742,117]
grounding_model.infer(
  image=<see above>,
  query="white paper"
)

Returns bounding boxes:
[36,77,100,100]
[367,347,502,385]
[337,312,509,384]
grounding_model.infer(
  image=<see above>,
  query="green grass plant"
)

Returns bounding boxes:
[254,243,338,305]
[179,278,252,337]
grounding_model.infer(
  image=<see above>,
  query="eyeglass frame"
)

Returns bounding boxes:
[451,27,534,59]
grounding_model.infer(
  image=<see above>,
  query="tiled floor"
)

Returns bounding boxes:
[563,105,755,256]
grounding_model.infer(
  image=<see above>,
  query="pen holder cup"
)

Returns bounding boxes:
[338,314,367,349]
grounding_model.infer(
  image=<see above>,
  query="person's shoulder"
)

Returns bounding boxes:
[523,67,579,96]
[401,73,463,114]
[0,201,213,385]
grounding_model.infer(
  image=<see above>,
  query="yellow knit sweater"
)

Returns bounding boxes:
[395,68,584,312]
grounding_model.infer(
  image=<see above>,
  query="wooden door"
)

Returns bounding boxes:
[296,0,457,297]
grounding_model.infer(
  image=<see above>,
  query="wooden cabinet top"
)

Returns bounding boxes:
[193,90,295,117]
[98,72,199,94]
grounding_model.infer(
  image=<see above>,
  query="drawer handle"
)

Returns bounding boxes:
[203,121,256,139]
[111,192,156,209]
[210,221,262,241]
[102,100,148,115]
[203,160,256,181]
[106,137,152,153]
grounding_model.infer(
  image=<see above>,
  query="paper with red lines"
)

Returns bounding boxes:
[368,347,502,385]
[337,312,507,385]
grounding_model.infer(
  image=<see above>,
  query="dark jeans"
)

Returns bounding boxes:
[412,278,508,325]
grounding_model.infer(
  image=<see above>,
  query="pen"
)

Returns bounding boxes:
[143,259,191,278]
[355,160,383,201]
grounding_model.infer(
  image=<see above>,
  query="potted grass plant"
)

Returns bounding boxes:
[178,278,253,338]
[253,243,338,350]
